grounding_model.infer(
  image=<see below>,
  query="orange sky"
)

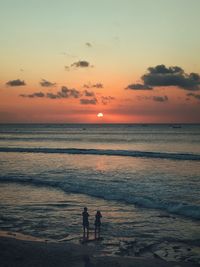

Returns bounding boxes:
[0,1,200,123]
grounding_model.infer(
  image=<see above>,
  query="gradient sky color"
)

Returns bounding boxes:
[0,0,200,123]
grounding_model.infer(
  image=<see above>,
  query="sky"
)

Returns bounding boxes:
[0,0,200,123]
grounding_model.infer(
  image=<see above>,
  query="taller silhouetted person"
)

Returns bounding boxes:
[82,207,89,239]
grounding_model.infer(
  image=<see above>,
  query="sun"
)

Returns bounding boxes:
[97,112,104,118]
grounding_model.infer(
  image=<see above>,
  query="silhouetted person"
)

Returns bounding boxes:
[82,207,89,239]
[94,210,102,239]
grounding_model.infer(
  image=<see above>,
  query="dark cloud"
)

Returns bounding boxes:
[80,98,97,105]
[40,79,56,87]
[92,83,103,88]
[65,60,92,71]
[85,42,92,47]
[136,95,168,102]
[20,86,81,100]
[47,86,81,99]
[46,92,58,99]
[71,60,91,68]
[126,83,153,90]
[20,92,45,98]
[152,95,168,102]
[187,93,200,100]
[6,79,26,86]
[136,96,150,101]
[83,83,103,89]
[142,65,200,91]
[126,65,200,91]
[101,96,115,105]
[84,90,95,97]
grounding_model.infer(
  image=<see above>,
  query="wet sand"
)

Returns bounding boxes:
[0,231,199,267]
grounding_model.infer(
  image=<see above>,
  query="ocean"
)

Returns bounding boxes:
[0,124,200,254]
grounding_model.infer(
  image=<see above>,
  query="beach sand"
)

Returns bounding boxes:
[0,231,199,267]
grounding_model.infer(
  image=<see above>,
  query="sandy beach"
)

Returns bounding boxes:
[0,231,199,267]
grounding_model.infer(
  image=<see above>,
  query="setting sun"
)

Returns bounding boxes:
[97,113,103,118]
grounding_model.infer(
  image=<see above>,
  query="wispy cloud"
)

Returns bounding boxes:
[80,98,97,105]
[85,42,92,47]
[64,66,70,71]
[137,95,168,102]
[83,82,103,89]
[101,96,115,105]
[20,92,45,98]
[126,83,153,90]
[152,95,168,102]
[20,87,81,99]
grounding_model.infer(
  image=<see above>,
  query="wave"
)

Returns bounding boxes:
[0,147,200,160]
[1,176,200,220]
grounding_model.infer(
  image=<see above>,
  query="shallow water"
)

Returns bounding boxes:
[0,124,200,246]
[0,182,199,245]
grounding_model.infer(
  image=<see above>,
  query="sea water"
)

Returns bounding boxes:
[0,124,200,247]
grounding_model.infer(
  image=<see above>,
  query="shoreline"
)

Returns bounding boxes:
[0,231,199,267]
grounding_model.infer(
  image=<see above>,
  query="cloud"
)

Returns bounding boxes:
[80,98,97,105]
[64,66,70,71]
[6,79,26,86]
[187,93,200,100]
[71,60,92,68]
[47,86,81,99]
[126,83,153,90]
[85,42,92,47]
[152,95,168,102]
[65,60,93,71]
[142,65,200,91]
[93,83,103,88]
[20,92,45,98]
[40,79,56,87]
[84,90,95,97]
[101,96,115,105]
[126,65,200,91]
[46,92,58,99]
[83,84,90,89]
[136,96,150,101]
[83,82,103,89]
[20,86,81,100]
[136,95,168,102]
[60,52,76,58]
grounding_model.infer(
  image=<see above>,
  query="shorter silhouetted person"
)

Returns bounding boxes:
[82,207,89,239]
[94,210,102,239]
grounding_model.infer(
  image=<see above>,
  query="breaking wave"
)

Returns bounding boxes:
[0,147,200,160]
[0,176,200,220]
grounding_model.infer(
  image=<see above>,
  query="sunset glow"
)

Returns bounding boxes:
[0,1,200,123]
[97,113,104,118]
